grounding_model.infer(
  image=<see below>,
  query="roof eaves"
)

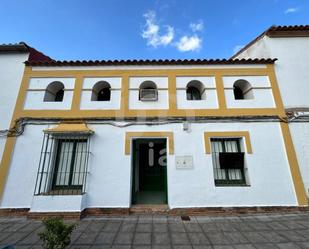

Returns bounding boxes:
[25,58,277,67]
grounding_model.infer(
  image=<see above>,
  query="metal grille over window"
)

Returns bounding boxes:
[211,138,246,185]
[34,131,92,195]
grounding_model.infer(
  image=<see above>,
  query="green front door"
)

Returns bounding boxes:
[132,138,167,204]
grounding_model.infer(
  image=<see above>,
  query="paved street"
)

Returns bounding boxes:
[1,212,309,248]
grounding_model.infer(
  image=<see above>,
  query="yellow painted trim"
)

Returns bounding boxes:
[266,65,286,117]
[204,131,252,154]
[168,74,177,111]
[19,108,281,118]
[44,122,93,134]
[0,67,32,202]
[125,132,174,155]
[0,137,17,201]
[29,68,269,77]
[280,122,308,206]
[215,73,227,109]
[120,74,129,113]
[71,75,84,111]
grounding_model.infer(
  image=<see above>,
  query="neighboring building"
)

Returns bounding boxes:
[0,43,52,179]
[0,38,307,217]
[233,25,309,198]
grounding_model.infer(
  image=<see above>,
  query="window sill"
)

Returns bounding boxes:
[39,189,83,196]
[215,184,251,187]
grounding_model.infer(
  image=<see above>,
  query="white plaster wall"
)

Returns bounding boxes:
[80,77,121,110]
[223,76,275,108]
[30,195,86,212]
[1,122,297,210]
[236,36,309,108]
[23,78,75,110]
[176,76,218,109]
[0,53,29,163]
[289,122,309,197]
[1,124,49,208]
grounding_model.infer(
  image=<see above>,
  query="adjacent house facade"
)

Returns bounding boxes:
[233,25,309,200]
[0,27,308,217]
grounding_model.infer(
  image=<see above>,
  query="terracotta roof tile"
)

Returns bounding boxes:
[0,42,53,62]
[25,58,277,67]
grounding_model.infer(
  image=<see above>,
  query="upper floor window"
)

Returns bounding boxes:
[139,81,158,101]
[44,81,65,102]
[186,80,205,100]
[233,80,254,100]
[91,81,111,101]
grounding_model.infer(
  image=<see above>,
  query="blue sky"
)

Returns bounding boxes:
[0,0,308,60]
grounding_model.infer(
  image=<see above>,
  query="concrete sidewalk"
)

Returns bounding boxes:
[1,212,309,249]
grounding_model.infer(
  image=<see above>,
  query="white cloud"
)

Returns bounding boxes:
[176,35,202,52]
[141,10,203,52]
[190,20,204,32]
[142,11,174,48]
[284,7,299,14]
[233,45,244,54]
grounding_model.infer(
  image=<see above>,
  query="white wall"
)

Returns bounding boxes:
[1,124,48,208]
[1,122,297,210]
[223,76,275,109]
[236,36,309,108]
[176,76,218,109]
[24,77,75,110]
[80,77,121,110]
[235,35,309,198]
[0,52,29,166]
[289,122,309,197]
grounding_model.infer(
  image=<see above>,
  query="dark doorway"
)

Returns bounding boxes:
[132,138,167,205]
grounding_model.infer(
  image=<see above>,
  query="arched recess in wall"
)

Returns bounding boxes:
[186,80,206,100]
[44,81,65,102]
[139,81,158,101]
[233,80,254,100]
[91,81,111,101]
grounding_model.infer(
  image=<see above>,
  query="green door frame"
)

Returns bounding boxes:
[131,138,168,205]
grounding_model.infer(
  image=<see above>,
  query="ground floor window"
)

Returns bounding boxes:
[34,134,91,195]
[210,138,246,186]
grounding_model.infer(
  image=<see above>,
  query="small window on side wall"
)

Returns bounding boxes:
[139,81,158,101]
[186,80,205,100]
[233,80,254,100]
[44,82,65,102]
[91,81,111,101]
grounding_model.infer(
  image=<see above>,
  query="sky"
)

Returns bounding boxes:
[0,0,308,60]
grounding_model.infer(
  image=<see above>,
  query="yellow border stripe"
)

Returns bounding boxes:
[280,122,308,206]
[204,131,252,154]
[125,132,174,155]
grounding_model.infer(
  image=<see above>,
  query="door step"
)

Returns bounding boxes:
[130,205,169,214]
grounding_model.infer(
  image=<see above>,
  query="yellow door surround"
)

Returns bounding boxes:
[204,131,253,154]
[125,132,174,155]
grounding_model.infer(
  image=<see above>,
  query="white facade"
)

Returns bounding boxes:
[234,30,309,196]
[0,37,307,215]
[1,122,297,211]
[0,52,29,163]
